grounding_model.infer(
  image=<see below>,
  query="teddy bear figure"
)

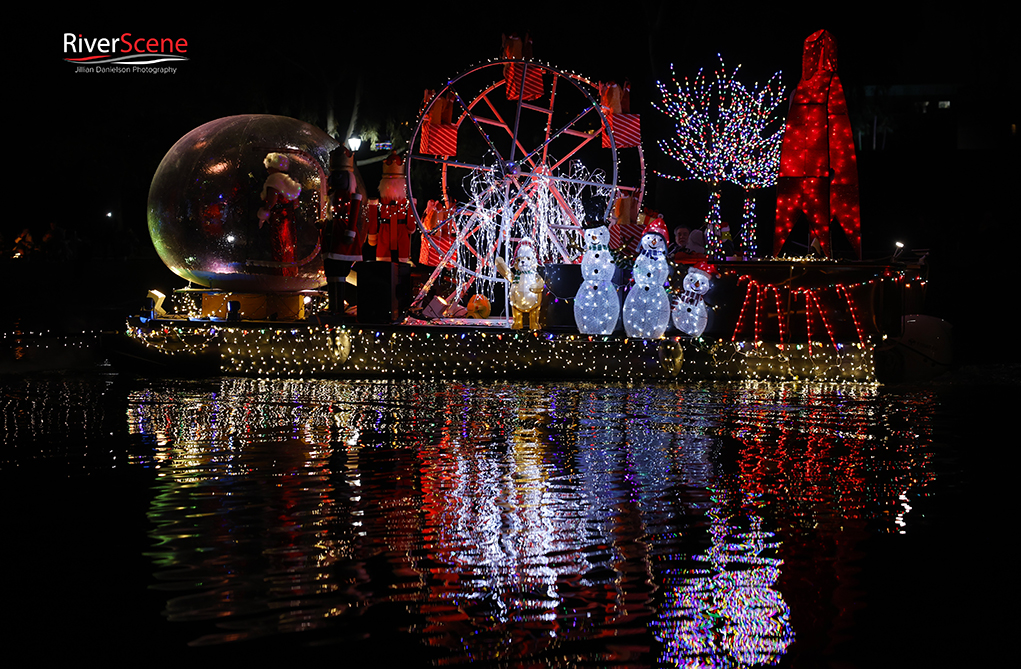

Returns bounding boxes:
[496,237,545,330]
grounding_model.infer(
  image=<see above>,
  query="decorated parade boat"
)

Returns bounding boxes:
[110,32,949,383]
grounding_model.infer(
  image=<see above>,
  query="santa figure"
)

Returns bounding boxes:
[257,152,302,276]
[367,152,416,263]
[321,147,365,315]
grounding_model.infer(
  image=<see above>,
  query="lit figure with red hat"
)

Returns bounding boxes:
[257,152,302,276]
[672,261,715,337]
[623,217,671,339]
[367,152,416,263]
[496,237,545,330]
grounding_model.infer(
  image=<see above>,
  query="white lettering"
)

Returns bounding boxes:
[63,33,121,54]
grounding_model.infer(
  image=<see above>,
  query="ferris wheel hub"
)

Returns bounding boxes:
[407,59,645,310]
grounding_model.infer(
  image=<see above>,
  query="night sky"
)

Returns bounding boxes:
[19,6,1019,356]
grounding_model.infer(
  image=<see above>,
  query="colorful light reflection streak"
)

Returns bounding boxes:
[112,379,939,661]
[654,498,793,667]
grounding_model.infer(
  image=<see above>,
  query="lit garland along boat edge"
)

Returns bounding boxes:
[108,259,940,383]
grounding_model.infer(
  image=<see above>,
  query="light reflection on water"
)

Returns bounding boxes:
[87,377,933,665]
[5,373,975,664]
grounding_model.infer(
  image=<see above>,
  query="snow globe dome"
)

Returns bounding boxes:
[147,115,338,291]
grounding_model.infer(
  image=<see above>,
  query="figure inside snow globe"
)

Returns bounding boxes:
[257,152,303,277]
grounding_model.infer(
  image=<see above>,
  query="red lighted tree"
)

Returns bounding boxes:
[774,29,861,259]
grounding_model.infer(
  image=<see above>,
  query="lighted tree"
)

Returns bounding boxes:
[728,73,786,257]
[654,57,785,259]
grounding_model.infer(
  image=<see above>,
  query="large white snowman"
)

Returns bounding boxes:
[672,261,715,337]
[623,217,671,339]
[574,221,620,335]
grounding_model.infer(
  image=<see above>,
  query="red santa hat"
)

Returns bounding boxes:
[643,217,668,244]
[515,236,536,257]
[692,260,717,277]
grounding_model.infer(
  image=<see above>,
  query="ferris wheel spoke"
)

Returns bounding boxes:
[514,170,612,192]
[462,237,503,276]
[507,61,530,164]
[540,71,559,165]
[411,153,496,175]
[544,132,603,174]
[446,84,506,164]
[545,181,583,226]
[519,104,601,167]
[475,95,539,171]
[505,179,576,262]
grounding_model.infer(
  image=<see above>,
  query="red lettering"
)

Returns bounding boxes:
[114,32,188,54]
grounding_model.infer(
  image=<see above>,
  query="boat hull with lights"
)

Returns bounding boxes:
[108,259,932,383]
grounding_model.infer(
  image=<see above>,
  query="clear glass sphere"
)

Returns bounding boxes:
[147,115,338,291]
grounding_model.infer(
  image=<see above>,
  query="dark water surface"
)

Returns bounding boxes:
[3,372,1013,666]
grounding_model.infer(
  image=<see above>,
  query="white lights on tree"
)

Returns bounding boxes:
[574,223,620,335]
[623,220,671,339]
[672,261,715,337]
[654,57,785,259]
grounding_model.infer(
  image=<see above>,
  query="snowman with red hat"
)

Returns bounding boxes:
[672,260,715,337]
[623,217,671,339]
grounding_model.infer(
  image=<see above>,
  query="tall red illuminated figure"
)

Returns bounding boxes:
[367,152,416,263]
[775,30,861,259]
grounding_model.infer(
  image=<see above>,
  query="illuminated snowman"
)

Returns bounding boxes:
[672,261,715,337]
[496,237,545,330]
[574,222,620,335]
[623,218,671,339]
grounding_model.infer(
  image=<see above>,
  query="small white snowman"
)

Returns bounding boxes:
[672,261,715,337]
[496,237,545,330]
[574,199,620,335]
[623,217,671,339]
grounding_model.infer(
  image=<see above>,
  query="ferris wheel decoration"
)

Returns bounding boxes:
[407,59,645,313]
